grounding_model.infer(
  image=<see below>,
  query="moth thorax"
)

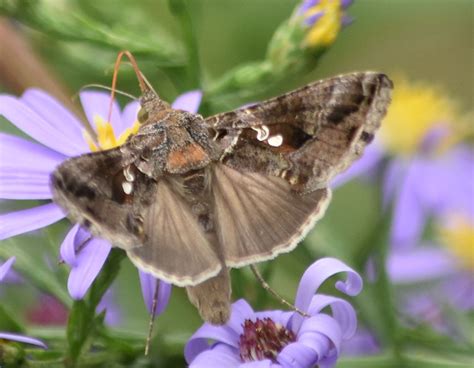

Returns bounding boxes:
[239,318,296,362]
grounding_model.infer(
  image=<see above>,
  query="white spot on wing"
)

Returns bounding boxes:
[267,134,283,147]
[123,166,135,182]
[122,181,133,195]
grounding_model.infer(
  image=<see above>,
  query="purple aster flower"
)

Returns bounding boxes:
[0,88,202,314]
[185,257,363,368]
[0,257,47,348]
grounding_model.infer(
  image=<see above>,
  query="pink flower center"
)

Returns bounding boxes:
[239,318,296,362]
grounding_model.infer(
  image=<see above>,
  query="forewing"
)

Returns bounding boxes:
[127,180,221,287]
[212,164,331,267]
[205,72,392,192]
[51,146,146,249]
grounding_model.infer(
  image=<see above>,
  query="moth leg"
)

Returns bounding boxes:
[185,268,231,325]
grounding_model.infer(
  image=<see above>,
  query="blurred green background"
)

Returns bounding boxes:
[0,0,472,366]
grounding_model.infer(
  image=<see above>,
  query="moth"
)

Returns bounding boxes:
[51,52,392,324]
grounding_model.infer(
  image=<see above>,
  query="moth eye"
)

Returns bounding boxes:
[137,108,149,124]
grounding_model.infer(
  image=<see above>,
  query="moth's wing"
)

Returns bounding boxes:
[127,180,222,287]
[205,72,392,191]
[212,164,331,267]
[51,146,146,248]
[205,72,392,266]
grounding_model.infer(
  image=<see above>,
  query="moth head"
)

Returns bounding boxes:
[138,89,171,124]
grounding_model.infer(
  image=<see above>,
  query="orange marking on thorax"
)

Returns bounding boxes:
[167,143,208,171]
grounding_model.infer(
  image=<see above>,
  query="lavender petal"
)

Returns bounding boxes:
[306,294,357,339]
[0,257,16,282]
[0,133,65,199]
[21,89,87,149]
[277,342,319,368]
[122,100,141,128]
[387,246,459,284]
[59,224,81,266]
[389,162,426,248]
[138,270,172,315]
[382,159,406,207]
[291,258,362,332]
[0,95,88,156]
[297,314,342,356]
[67,235,111,299]
[79,90,125,136]
[0,332,47,349]
[290,331,330,364]
[172,90,203,114]
[188,344,241,367]
[0,203,65,240]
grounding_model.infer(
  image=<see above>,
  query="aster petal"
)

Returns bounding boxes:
[0,332,47,349]
[138,270,172,315]
[171,90,202,114]
[0,257,15,282]
[288,331,330,365]
[67,235,111,299]
[188,344,241,367]
[0,203,65,240]
[0,133,65,199]
[290,258,362,332]
[298,314,342,356]
[0,95,88,156]
[122,100,141,128]
[389,162,426,248]
[185,300,251,363]
[79,91,124,135]
[306,294,357,339]
[331,143,384,188]
[341,328,380,356]
[59,224,81,266]
[278,342,319,368]
[382,159,406,207]
[21,89,87,150]
[387,246,459,283]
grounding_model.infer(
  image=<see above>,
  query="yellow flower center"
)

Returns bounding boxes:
[439,216,474,271]
[379,77,459,156]
[84,115,140,152]
[303,0,343,47]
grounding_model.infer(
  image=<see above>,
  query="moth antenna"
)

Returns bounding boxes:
[79,84,138,100]
[144,281,160,356]
[108,50,155,124]
[250,265,310,318]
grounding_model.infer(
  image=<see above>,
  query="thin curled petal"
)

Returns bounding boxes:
[0,257,16,282]
[172,90,203,113]
[297,314,342,357]
[289,331,330,365]
[67,236,111,299]
[0,133,65,199]
[278,342,318,368]
[79,91,124,135]
[184,300,252,363]
[59,224,81,266]
[0,95,88,156]
[188,344,241,367]
[0,203,65,240]
[138,270,172,315]
[306,294,357,339]
[0,332,47,349]
[290,258,362,332]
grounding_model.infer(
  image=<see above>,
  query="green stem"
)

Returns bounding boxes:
[64,249,125,367]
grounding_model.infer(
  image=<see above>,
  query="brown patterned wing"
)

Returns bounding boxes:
[126,179,222,287]
[205,72,393,192]
[212,164,331,267]
[205,72,392,267]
